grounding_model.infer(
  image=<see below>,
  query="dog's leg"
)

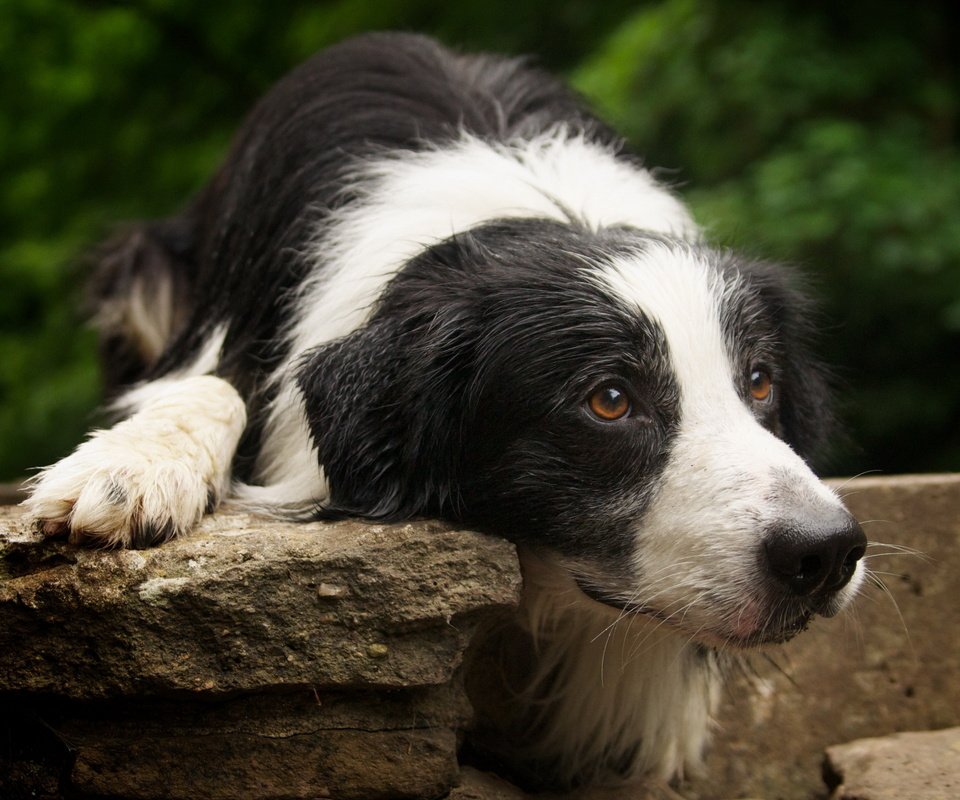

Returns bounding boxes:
[22,375,246,548]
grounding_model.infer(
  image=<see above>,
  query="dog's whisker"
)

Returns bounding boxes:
[863,568,915,660]
[864,540,930,559]
[832,469,884,494]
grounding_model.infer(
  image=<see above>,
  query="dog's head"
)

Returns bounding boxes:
[300,218,865,648]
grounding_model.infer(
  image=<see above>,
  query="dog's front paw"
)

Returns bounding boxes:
[25,453,213,549]
[22,376,246,549]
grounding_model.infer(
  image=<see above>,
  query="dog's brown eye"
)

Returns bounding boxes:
[587,385,631,421]
[749,368,773,403]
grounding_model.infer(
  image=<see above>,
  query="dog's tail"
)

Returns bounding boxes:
[87,216,196,394]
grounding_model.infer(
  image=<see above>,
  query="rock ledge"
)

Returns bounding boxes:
[0,507,521,799]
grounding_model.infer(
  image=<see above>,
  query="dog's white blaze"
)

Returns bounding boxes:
[597,245,860,634]
[255,130,697,497]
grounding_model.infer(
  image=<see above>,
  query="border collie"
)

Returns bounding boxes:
[24,32,866,787]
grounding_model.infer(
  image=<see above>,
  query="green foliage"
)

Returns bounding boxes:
[1,0,957,479]
[0,0,636,480]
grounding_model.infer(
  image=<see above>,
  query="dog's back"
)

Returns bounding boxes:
[94,34,612,400]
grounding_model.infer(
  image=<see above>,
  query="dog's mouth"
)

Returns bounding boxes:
[575,578,818,649]
[718,608,814,648]
[575,579,657,617]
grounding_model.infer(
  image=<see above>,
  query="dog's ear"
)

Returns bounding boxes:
[297,309,474,521]
[778,327,836,468]
[747,262,837,467]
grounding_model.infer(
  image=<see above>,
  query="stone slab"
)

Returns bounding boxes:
[0,505,520,799]
[451,767,687,800]
[2,681,470,800]
[0,507,521,697]
[825,726,960,800]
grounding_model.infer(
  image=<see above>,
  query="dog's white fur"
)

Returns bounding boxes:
[516,550,722,784]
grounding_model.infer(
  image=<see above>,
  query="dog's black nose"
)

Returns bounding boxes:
[765,511,866,596]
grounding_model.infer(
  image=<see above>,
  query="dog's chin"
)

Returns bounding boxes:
[574,579,820,650]
[703,609,815,649]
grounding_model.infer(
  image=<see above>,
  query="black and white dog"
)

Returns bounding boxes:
[25,33,866,786]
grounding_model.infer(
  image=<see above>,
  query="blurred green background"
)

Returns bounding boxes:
[1,0,958,481]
